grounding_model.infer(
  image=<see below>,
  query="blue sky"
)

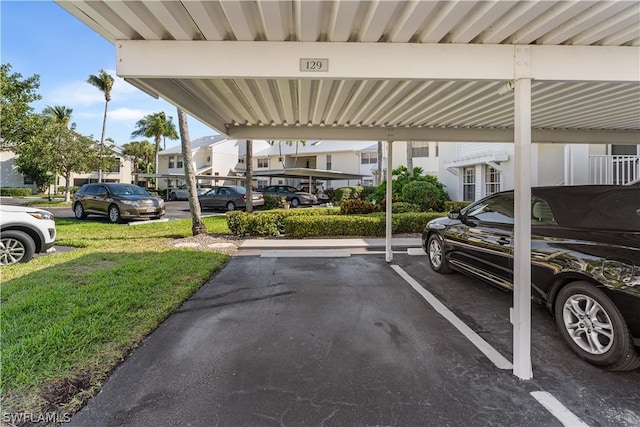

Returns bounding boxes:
[1,0,215,148]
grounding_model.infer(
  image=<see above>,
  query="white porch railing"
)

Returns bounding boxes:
[589,155,639,185]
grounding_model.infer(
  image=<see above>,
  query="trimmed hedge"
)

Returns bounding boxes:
[227,209,447,237]
[227,208,341,236]
[0,187,33,197]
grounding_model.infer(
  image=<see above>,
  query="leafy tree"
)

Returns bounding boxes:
[54,127,102,201]
[87,69,114,182]
[131,112,178,188]
[177,108,207,236]
[12,117,55,191]
[0,63,42,149]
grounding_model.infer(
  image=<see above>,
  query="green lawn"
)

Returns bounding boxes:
[1,216,231,416]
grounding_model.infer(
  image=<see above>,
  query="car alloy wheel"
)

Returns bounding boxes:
[291,198,300,208]
[108,205,121,224]
[561,293,614,355]
[0,230,35,265]
[74,203,87,219]
[427,234,451,273]
[555,281,640,371]
[227,201,236,211]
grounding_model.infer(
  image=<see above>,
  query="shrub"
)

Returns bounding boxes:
[402,180,447,212]
[444,200,472,212]
[263,194,282,210]
[285,211,447,237]
[391,202,421,213]
[226,208,340,236]
[0,187,33,197]
[340,199,379,214]
[331,186,363,204]
[285,215,385,237]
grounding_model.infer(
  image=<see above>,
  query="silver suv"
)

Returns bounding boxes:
[0,205,56,265]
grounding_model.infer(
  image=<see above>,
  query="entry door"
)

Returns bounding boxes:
[446,193,515,289]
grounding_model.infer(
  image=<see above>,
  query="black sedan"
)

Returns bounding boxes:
[423,185,640,371]
[198,186,264,211]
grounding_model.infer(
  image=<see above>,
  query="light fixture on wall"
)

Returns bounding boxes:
[497,80,515,96]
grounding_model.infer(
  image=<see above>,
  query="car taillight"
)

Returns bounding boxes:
[243,195,247,200]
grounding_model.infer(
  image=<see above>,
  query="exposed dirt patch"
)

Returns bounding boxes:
[166,233,245,255]
[40,372,92,406]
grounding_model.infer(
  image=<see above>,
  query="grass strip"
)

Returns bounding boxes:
[1,216,231,415]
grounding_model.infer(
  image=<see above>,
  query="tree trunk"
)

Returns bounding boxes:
[154,135,161,190]
[377,141,383,185]
[98,100,109,183]
[177,108,207,236]
[406,141,413,177]
[246,139,253,213]
[64,171,72,202]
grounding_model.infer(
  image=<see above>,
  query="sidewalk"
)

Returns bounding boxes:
[240,237,422,249]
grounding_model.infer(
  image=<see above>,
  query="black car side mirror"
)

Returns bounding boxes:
[447,211,461,220]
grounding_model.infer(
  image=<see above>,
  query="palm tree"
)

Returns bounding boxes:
[131,112,178,189]
[122,140,152,184]
[42,105,73,127]
[176,107,207,235]
[86,69,114,182]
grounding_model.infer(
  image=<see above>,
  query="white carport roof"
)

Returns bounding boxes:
[57,0,639,144]
[57,0,640,381]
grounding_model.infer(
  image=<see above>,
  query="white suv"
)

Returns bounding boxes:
[0,205,57,265]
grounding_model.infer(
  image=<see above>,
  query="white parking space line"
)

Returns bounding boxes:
[261,250,351,258]
[531,392,589,427]
[407,247,426,256]
[390,265,513,370]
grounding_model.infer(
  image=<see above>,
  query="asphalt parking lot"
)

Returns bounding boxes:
[69,246,640,427]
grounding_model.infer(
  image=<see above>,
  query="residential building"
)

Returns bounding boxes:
[439,142,639,202]
[1,146,134,193]
[156,136,271,190]
[251,140,440,190]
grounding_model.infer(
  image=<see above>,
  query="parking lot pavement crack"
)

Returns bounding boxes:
[175,290,296,314]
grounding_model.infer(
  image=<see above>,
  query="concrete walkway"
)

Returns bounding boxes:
[241,237,422,249]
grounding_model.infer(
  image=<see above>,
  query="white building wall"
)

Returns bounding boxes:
[0,151,35,191]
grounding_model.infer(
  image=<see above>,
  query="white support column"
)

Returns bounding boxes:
[513,77,533,380]
[385,141,393,263]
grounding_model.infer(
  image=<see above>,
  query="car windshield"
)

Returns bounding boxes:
[110,185,150,196]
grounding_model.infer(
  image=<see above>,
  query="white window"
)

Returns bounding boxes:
[238,157,245,164]
[168,156,175,168]
[361,152,377,164]
[463,167,476,201]
[257,158,269,168]
[411,142,429,157]
[485,166,501,196]
[176,156,183,168]
[326,155,332,170]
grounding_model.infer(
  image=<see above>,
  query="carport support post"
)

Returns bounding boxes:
[513,76,533,380]
[385,141,393,263]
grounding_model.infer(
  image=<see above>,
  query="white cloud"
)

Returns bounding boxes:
[109,107,154,121]
[45,72,142,108]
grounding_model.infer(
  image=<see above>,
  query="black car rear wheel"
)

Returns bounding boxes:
[74,202,87,219]
[554,281,640,371]
[227,201,236,211]
[426,234,452,274]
